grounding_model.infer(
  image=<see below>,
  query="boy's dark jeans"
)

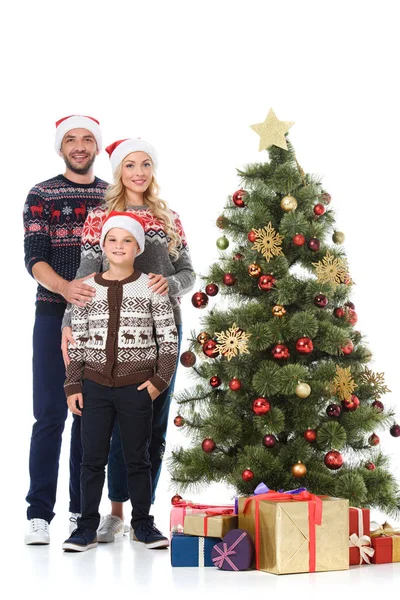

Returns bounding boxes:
[79,379,153,532]
[26,314,82,523]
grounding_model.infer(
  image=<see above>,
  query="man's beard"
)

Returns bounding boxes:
[63,152,96,175]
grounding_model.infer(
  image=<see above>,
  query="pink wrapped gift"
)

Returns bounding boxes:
[170,501,234,536]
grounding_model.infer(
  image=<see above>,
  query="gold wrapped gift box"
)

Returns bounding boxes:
[183,513,238,538]
[238,494,349,575]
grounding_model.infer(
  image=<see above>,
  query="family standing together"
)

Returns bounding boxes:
[23,115,195,551]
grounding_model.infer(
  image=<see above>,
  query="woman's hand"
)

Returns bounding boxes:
[137,380,160,401]
[67,393,83,416]
[61,327,75,368]
[148,273,169,296]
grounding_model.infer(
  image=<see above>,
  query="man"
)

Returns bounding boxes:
[23,115,108,544]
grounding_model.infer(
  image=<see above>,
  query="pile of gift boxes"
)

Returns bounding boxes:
[170,484,400,573]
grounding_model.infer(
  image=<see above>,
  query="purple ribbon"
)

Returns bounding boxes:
[254,482,307,495]
[212,531,247,570]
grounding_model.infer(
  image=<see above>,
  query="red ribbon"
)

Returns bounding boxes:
[243,490,323,572]
[202,507,235,536]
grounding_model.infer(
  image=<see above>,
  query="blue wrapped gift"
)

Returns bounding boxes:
[171,533,222,567]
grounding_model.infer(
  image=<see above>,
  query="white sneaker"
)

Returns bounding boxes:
[97,515,125,543]
[69,512,81,533]
[24,518,50,545]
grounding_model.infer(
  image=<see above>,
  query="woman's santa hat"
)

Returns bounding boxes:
[105,138,158,174]
[100,211,146,255]
[55,115,102,153]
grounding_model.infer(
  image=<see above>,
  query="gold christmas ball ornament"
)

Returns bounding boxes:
[248,263,262,278]
[291,461,307,478]
[272,304,286,318]
[280,195,298,212]
[332,231,345,244]
[197,331,211,346]
[295,382,311,398]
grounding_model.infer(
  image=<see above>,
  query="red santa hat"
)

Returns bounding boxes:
[105,138,158,174]
[55,115,102,153]
[100,211,146,255]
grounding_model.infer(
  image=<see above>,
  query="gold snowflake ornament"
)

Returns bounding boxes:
[215,323,251,361]
[252,222,284,263]
[360,369,391,398]
[312,252,349,286]
[331,365,358,401]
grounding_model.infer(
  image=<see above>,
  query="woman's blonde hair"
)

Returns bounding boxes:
[104,162,180,259]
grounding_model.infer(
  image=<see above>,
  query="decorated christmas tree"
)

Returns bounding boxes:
[169,109,400,514]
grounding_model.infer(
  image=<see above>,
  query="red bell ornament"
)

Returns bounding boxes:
[258,274,276,291]
[296,337,314,354]
[205,283,219,296]
[271,344,290,360]
[232,189,247,208]
[324,450,343,470]
[203,339,219,358]
[252,397,271,415]
[191,291,209,309]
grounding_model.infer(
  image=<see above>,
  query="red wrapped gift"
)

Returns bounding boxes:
[370,522,400,564]
[349,507,374,565]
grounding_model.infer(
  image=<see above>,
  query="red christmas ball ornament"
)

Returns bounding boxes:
[241,469,254,482]
[252,397,271,415]
[232,189,247,208]
[180,350,196,367]
[174,415,184,427]
[347,309,358,325]
[341,341,354,355]
[365,462,376,471]
[233,252,244,261]
[324,450,343,470]
[368,433,380,446]
[191,291,209,309]
[257,274,276,291]
[223,272,236,286]
[390,424,400,437]
[341,394,360,412]
[326,403,342,418]
[314,293,328,308]
[272,344,290,360]
[334,307,345,319]
[296,337,314,354]
[303,429,317,443]
[307,238,320,252]
[202,438,216,453]
[321,192,331,205]
[313,203,326,216]
[229,378,242,392]
[345,301,356,310]
[171,494,183,505]
[248,230,257,243]
[263,434,277,448]
[205,283,219,296]
[203,339,219,358]
[292,233,306,246]
[210,375,222,388]
[372,400,384,413]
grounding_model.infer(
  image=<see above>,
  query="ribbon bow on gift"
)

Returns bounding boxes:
[254,482,307,495]
[348,533,375,564]
[212,531,247,571]
[370,521,400,538]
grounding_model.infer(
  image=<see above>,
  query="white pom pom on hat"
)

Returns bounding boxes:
[105,138,158,174]
[55,115,102,153]
[100,210,146,256]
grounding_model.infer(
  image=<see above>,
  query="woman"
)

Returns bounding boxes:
[62,137,195,542]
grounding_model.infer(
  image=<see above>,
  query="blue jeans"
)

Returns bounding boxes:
[26,314,82,523]
[108,324,182,504]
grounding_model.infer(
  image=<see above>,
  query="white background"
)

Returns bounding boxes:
[1,0,400,595]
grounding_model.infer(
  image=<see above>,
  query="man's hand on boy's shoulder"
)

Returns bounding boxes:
[137,380,160,401]
[67,393,83,415]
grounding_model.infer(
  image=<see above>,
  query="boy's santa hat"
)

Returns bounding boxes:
[55,115,102,153]
[100,211,146,255]
[105,138,158,174]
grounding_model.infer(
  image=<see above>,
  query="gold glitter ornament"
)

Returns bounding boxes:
[252,222,284,263]
[295,382,311,398]
[332,231,345,244]
[280,195,298,212]
[331,365,358,401]
[272,304,286,317]
[197,331,211,346]
[312,252,349,286]
[248,263,262,278]
[251,108,294,151]
[214,323,251,362]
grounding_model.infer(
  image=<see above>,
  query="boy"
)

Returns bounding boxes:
[62,211,178,551]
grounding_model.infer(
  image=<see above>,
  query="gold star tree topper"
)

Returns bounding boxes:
[215,323,251,361]
[251,109,294,151]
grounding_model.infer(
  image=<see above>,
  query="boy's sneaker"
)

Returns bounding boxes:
[97,515,125,543]
[24,518,50,545]
[62,526,97,552]
[130,522,169,549]
[69,512,81,533]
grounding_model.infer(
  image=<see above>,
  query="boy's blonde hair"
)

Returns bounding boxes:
[104,164,180,259]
